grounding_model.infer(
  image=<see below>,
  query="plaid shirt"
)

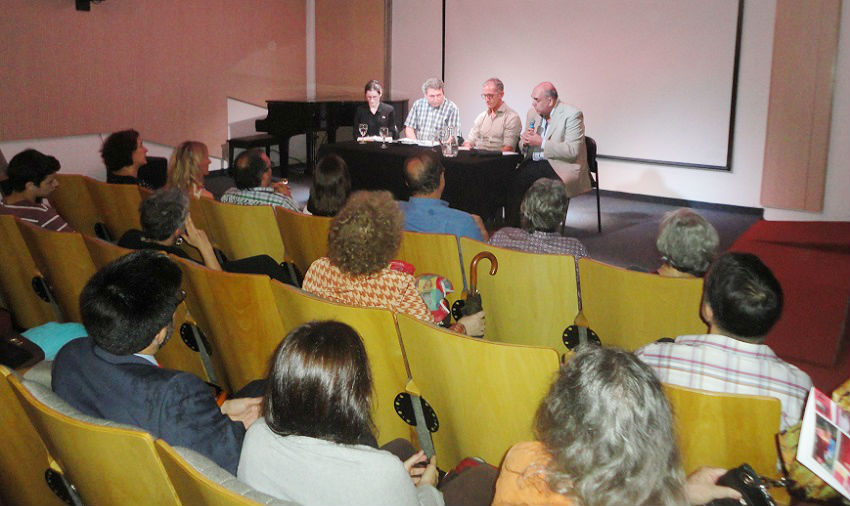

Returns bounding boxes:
[220,186,299,211]
[636,334,812,430]
[404,97,460,141]
[302,257,432,322]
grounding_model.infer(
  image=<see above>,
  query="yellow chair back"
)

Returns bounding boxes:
[17,221,97,323]
[84,178,144,240]
[0,215,59,327]
[51,173,101,236]
[664,383,782,477]
[577,258,708,350]
[155,439,267,506]
[460,237,579,349]
[8,374,181,506]
[397,230,466,307]
[200,198,286,263]
[82,233,133,267]
[270,282,414,445]
[275,207,331,275]
[396,314,560,468]
[0,366,66,506]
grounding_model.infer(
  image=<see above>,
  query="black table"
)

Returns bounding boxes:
[318,141,521,221]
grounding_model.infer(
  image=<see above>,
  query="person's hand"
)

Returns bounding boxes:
[272,180,292,197]
[180,216,211,249]
[418,455,439,488]
[684,467,742,505]
[521,130,543,147]
[220,397,262,429]
[471,214,489,241]
[458,311,485,337]
[462,141,473,149]
[403,450,429,485]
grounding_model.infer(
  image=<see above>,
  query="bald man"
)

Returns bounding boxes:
[507,82,590,227]
[398,150,487,241]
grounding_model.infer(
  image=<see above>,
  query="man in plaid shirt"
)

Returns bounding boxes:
[404,77,460,141]
[221,149,298,211]
[636,252,812,430]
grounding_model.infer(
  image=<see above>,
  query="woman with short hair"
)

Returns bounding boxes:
[354,79,397,138]
[101,129,151,188]
[492,345,741,506]
[304,153,351,216]
[238,321,442,506]
[166,141,214,199]
[656,208,719,278]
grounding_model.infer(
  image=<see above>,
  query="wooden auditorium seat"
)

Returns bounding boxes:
[0,365,67,506]
[84,177,145,241]
[275,207,331,276]
[17,221,98,323]
[8,373,182,506]
[270,282,414,445]
[576,257,708,351]
[664,383,782,478]
[50,173,102,237]
[396,230,466,307]
[459,237,579,350]
[155,439,295,506]
[0,215,60,328]
[200,198,286,264]
[395,314,560,468]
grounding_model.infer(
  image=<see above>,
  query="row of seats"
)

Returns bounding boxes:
[2,210,783,480]
[47,174,710,351]
[0,363,291,506]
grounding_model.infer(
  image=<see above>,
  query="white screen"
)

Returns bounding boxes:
[444,0,740,167]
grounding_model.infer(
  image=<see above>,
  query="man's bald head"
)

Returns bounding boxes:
[531,82,559,118]
[403,150,444,196]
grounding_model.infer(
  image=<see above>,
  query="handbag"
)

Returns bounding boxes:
[0,310,45,369]
[705,463,778,506]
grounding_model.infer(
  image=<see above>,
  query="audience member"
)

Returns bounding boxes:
[166,140,214,199]
[0,149,72,232]
[399,150,487,241]
[221,148,298,211]
[490,179,586,258]
[656,208,719,278]
[636,252,812,430]
[52,251,262,474]
[302,191,484,336]
[238,321,443,506]
[462,78,522,152]
[101,129,152,189]
[508,82,590,227]
[118,188,296,285]
[354,79,398,138]
[304,153,351,217]
[493,345,740,506]
[404,77,460,141]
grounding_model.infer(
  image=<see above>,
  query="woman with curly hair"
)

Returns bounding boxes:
[101,129,152,189]
[301,191,483,336]
[492,345,741,506]
[166,141,214,199]
[656,208,719,278]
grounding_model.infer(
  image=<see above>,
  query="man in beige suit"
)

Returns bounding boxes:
[507,82,590,227]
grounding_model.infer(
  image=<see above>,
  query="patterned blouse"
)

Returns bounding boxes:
[302,257,432,322]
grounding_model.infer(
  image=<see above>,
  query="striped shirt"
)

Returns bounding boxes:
[302,257,432,322]
[404,97,460,142]
[220,186,299,211]
[636,334,812,430]
[0,197,72,232]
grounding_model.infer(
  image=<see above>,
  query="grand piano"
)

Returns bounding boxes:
[255,97,409,170]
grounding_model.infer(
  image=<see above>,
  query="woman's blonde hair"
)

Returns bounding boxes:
[167,141,208,194]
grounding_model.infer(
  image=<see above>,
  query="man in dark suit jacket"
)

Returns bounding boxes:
[52,250,260,474]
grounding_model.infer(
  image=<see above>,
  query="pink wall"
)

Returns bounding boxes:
[0,0,306,154]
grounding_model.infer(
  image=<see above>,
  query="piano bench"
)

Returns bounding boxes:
[228,134,280,167]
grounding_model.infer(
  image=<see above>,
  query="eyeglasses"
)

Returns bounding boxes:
[481,93,499,99]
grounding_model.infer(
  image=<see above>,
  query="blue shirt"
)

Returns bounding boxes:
[399,198,484,241]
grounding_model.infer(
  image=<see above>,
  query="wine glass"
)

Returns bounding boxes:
[358,123,368,143]
[379,127,390,149]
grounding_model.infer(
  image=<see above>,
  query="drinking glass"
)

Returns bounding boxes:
[379,127,390,149]
[358,123,368,143]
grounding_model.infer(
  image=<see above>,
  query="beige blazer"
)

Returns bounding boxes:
[520,101,591,197]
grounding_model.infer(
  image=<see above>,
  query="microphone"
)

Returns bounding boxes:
[527,119,535,132]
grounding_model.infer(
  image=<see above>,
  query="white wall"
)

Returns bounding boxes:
[391,0,850,221]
